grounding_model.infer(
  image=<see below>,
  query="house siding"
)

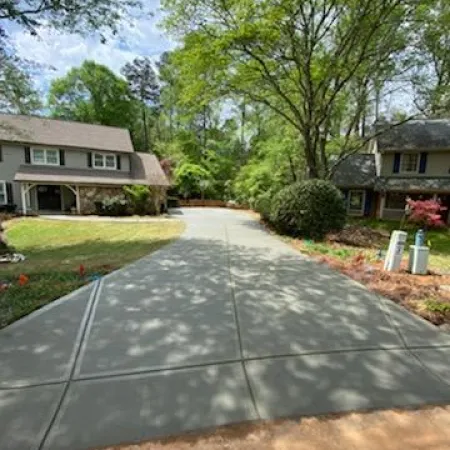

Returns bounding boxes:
[67,149,130,172]
[382,209,404,220]
[380,151,450,177]
[0,143,26,208]
[0,142,131,211]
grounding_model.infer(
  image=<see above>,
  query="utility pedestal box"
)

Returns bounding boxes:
[408,245,430,275]
[384,230,407,272]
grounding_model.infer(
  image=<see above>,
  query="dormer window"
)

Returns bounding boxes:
[32,148,60,166]
[400,153,418,173]
[93,153,117,170]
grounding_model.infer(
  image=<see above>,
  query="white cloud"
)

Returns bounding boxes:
[5,1,175,97]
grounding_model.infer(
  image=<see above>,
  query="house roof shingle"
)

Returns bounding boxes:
[377,119,450,152]
[332,154,377,188]
[375,177,450,192]
[14,153,170,187]
[130,153,170,187]
[0,113,134,153]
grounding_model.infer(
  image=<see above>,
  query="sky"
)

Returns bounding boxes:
[3,0,414,116]
[4,0,174,98]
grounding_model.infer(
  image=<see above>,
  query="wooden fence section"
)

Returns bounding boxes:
[179,199,247,209]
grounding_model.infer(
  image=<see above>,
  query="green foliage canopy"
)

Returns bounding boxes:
[48,60,138,128]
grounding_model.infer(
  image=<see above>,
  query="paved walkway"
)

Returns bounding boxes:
[1,208,449,450]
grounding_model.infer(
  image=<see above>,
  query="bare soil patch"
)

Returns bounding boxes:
[102,406,450,450]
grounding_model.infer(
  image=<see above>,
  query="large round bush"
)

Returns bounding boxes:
[270,180,346,240]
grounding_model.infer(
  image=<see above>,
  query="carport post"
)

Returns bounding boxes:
[21,183,27,215]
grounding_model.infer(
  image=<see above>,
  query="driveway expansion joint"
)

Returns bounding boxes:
[36,279,103,450]
[225,223,262,421]
[376,290,450,388]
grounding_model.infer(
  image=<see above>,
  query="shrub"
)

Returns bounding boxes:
[270,180,346,240]
[406,198,447,228]
[123,185,152,215]
[0,204,17,213]
[425,300,450,314]
[96,196,129,216]
[254,191,273,221]
[174,163,212,199]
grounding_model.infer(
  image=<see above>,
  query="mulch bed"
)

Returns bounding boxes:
[328,224,390,248]
[314,254,450,327]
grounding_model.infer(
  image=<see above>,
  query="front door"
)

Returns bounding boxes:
[37,185,62,211]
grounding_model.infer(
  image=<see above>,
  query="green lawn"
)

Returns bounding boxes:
[0,218,185,328]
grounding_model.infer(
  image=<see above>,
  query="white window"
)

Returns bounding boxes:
[93,153,117,170]
[400,153,418,173]
[32,148,60,166]
[0,181,6,204]
[347,190,365,215]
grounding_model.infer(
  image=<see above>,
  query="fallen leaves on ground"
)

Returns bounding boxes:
[328,224,390,248]
[315,254,450,326]
[103,406,450,450]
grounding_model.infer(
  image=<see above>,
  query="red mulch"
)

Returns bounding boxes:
[315,254,450,326]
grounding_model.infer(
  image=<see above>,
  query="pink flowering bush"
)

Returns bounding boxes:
[406,198,447,228]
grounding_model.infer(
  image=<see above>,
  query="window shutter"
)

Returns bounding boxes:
[419,152,428,173]
[0,145,2,162]
[24,146,31,164]
[87,152,92,168]
[59,149,65,166]
[116,155,121,170]
[6,183,13,204]
[393,153,400,173]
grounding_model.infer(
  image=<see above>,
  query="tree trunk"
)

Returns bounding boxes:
[202,105,207,151]
[142,106,149,152]
[240,100,246,148]
[169,106,174,140]
[287,153,297,183]
[303,132,320,179]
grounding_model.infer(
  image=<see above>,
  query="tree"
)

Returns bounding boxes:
[162,0,415,179]
[411,0,450,116]
[174,163,212,199]
[157,52,180,141]
[233,110,303,205]
[48,60,138,128]
[0,55,41,114]
[0,0,142,41]
[407,198,447,228]
[122,57,160,152]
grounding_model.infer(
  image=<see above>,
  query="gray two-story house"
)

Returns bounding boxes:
[0,114,170,214]
[333,119,450,224]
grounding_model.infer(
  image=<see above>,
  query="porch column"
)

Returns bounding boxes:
[75,185,81,214]
[378,194,385,219]
[21,183,27,215]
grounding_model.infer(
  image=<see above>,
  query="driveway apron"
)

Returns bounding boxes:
[1,208,449,450]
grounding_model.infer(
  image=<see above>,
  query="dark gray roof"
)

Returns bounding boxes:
[375,177,450,192]
[332,154,377,187]
[377,119,450,151]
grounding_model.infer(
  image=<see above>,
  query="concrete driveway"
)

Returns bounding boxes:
[1,208,449,450]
